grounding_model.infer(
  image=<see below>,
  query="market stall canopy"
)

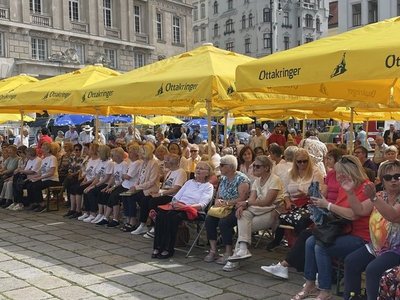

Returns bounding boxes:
[0,74,38,93]
[220,116,254,125]
[0,65,119,114]
[236,17,400,107]
[78,44,255,110]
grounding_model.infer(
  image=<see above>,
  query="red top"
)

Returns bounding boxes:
[268,133,286,147]
[335,180,371,242]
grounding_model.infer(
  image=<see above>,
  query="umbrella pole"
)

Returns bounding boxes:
[20,110,24,146]
[95,108,99,143]
[215,117,219,146]
[365,117,369,149]
[206,99,213,153]
[349,107,354,154]
[340,119,344,144]
[133,115,137,141]
[302,114,306,139]
[224,111,228,148]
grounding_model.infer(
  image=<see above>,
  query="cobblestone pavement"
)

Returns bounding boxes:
[0,209,342,300]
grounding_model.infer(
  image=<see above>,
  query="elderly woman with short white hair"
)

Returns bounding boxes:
[204,154,250,265]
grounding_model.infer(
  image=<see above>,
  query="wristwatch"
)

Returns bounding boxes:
[371,196,377,203]
[245,200,249,207]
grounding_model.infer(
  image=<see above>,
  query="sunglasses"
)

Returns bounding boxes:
[190,150,198,152]
[382,173,400,181]
[296,160,309,164]
[253,164,264,169]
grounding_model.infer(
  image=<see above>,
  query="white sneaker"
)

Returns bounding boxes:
[91,214,103,224]
[6,203,16,210]
[77,213,89,221]
[223,261,240,272]
[227,249,252,262]
[131,223,148,235]
[13,204,23,211]
[261,262,289,279]
[83,215,95,223]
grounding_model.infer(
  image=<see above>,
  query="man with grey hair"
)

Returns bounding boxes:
[373,135,388,165]
[13,128,29,147]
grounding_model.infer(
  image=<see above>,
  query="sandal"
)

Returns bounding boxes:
[291,287,319,300]
[120,224,133,232]
[315,292,332,300]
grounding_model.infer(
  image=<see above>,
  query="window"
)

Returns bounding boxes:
[241,15,246,29]
[103,0,112,27]
[194,27,199,43]
[31,37,47,60]
[283,11,289,26]
[226,41,234,51]
[134,5,141,33]
[0,33,4,57]
[352,3,361,27]
[172,16,181,44]
[30,0,42,14]
[213,1,218,14]
[263,33,271,49]
[317,0,321,8]
[368,0,378,24]
[69,0,79,21]
[316,18,321,31]
[244,38,251,53]
[71,43,84,63]
[200,26,206,41]
[156,13,163,40]
[134,53,145,68]
[105,48,116,68]
[193,5,198,21]
[263,8,271,22]
[200,3,206,19]
[213,23,219,36]
[305,37,313,43]
[225,19,234,34]
[284,36,289,50]
[227,0,233,10]
[248,13,253,27]
[298,16,300,27]
[305,14,313,28]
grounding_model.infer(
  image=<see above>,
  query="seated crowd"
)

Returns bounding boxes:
[1,124,400,300]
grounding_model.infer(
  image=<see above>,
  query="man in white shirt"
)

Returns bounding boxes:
[79,125,94,144]
[13,128,29,147]
[64,125,79,144]
[249,127,267,151]
[125,125,141,143]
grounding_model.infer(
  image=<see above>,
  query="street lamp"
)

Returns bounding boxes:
[270,0,282,54]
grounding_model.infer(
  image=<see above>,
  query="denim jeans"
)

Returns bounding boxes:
[304,235,366,290]
[344,246,400,300]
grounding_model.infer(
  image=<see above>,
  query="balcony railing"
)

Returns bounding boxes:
[71,21,89,33]
[31,14,52,27]
[0,8,9,19]
[105,27,120,39]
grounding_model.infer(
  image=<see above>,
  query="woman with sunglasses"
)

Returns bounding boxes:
[267,148,324,251]
[292,155,372,300]
[343,160,400,300]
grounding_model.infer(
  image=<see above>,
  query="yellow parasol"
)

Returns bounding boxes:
[220,116,254,125]
[149,116,183,125]
[236,17,400,106]
[0,114,35,124]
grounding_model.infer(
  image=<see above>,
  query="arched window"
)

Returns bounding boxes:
[213,1,218,14]
[193,5,198,21]
[200,3,206,19]
[214,23,219,36]
[263,8,271,22]
[248,13,253,27]
[225,19,234,33]
[316,18,321,31]
[241,15,246,29]
[305,14,313,28]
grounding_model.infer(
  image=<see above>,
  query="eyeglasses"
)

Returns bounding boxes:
[340,157,356,165]
[74,149,81,152]
[190,150,198,152]
[382,173,400,181]
[220,163,230,167]
[296,160,309,164]
[196,167,209,171]
[253,164,264,169]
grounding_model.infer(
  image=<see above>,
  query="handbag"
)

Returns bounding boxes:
[207,205,234,218]
[312,213,352,247]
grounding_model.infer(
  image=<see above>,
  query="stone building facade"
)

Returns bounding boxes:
[205,0,329,58]
[0,0,193,78]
